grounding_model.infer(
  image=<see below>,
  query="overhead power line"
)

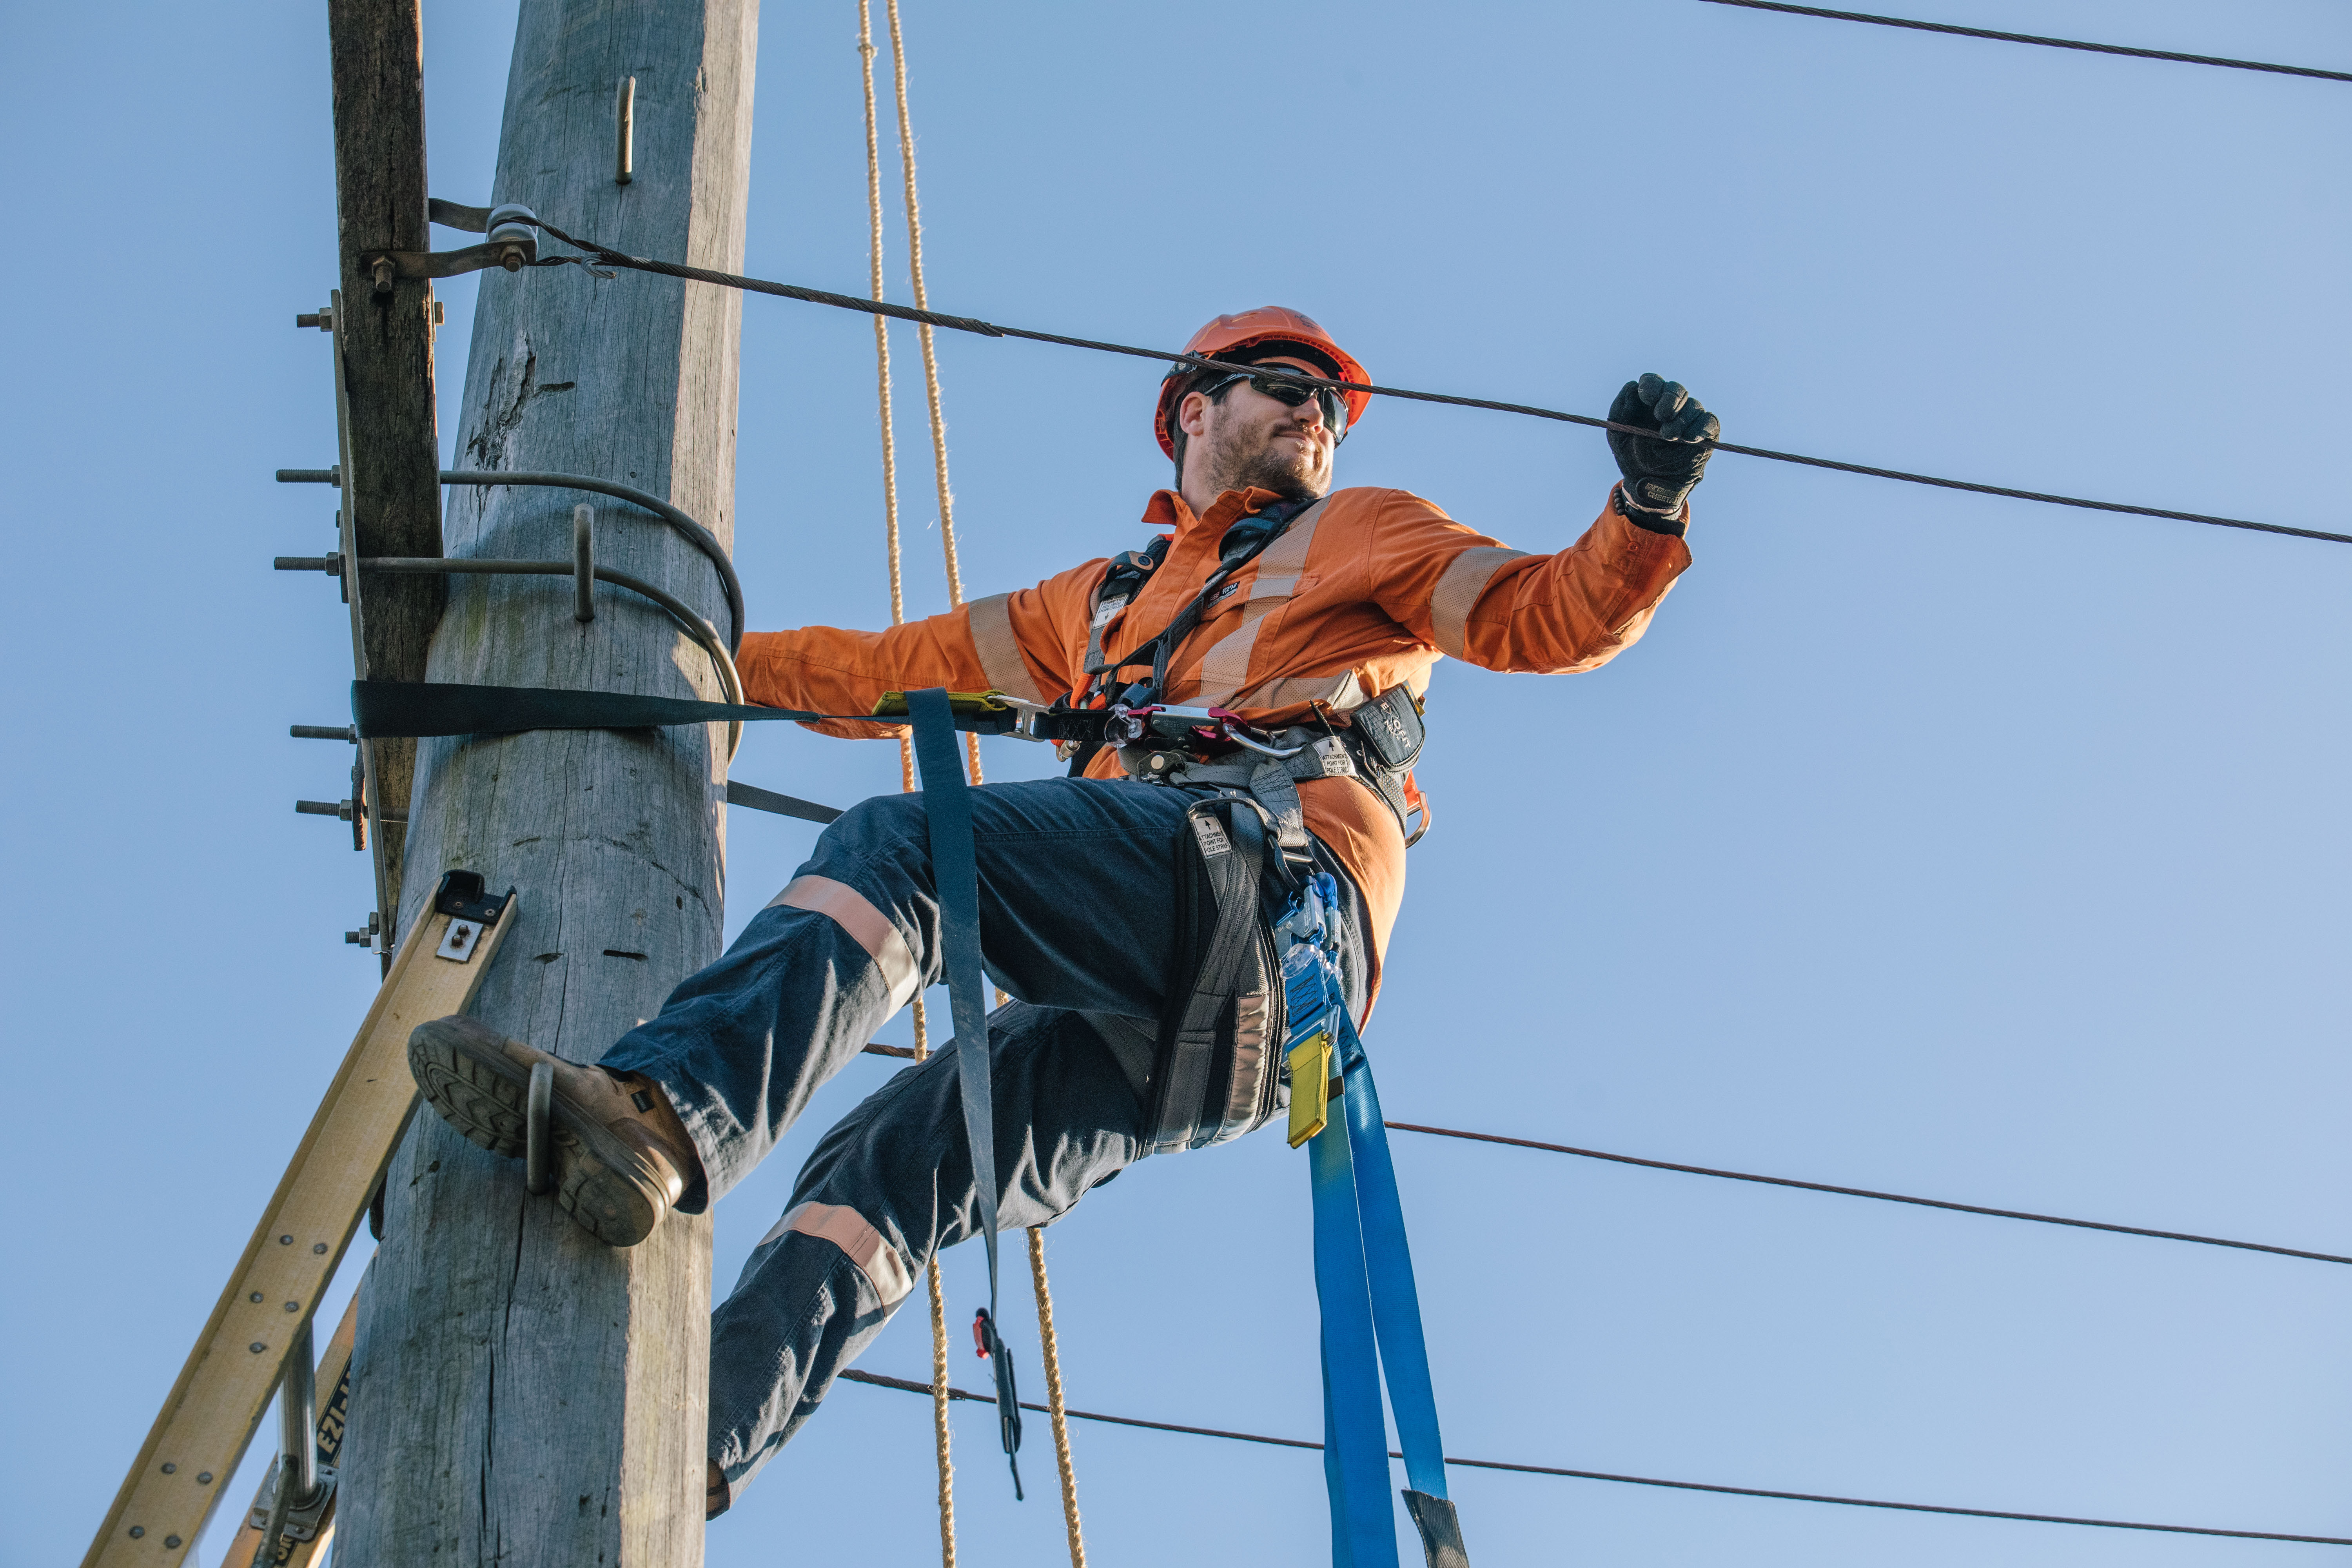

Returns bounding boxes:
[839,1369,2352,1546]
[1385,1122,2352,1267]
[525,217,2352,550]
[1695,0,2352,84]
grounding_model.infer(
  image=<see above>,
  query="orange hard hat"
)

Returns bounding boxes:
[1154,307,1371,459]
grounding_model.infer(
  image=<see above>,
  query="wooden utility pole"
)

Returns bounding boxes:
[328,0,446,944]
[336,0,758,1562]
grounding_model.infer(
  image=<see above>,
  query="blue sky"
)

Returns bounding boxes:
[7,2,2352,1565]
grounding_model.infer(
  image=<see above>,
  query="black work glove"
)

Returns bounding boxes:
[1607,373,1719,527]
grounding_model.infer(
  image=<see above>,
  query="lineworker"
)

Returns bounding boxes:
[407,307,1717,1517]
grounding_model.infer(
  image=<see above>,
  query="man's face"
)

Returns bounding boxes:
[1179,353,1339,503]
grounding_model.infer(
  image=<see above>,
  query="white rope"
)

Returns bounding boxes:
[860,12,1087,1560]
[858,5,955,1562]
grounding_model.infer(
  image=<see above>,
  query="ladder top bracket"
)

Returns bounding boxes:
[433,871,513,928]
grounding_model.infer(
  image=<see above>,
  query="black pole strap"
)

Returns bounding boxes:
[906,688,1024,1498]
[723,780,841,825]
[351,679,840,738]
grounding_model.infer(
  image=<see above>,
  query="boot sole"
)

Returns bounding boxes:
[407,1016,667,1247]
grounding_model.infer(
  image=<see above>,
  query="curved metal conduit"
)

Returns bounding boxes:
[274,467,746,653]
[360,556,746,758]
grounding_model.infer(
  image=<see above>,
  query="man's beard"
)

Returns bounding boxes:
[1203,436,1329,503]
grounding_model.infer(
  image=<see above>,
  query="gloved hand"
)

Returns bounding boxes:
[1607,373,1719,522]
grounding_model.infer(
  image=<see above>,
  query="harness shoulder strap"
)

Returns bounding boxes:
[1082,534,1171,679]
[1119,496,1315,702]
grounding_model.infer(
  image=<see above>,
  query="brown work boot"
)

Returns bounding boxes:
[406,1015,700,1247]
[706,1459,731,1520]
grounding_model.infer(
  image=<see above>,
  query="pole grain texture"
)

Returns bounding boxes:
[338,1,758,1563]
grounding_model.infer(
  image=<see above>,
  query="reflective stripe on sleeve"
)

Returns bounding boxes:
[1427,545,1530,659]
[770,875,920,1009]
[757,1201,915,1305]
[965,592,1043,702]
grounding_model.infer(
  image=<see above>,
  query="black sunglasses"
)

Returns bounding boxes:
[1201,370,1350,443]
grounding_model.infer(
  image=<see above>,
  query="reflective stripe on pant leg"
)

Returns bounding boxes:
[759,1200,915,1305]
[709,1232,900,1497]
[772,874,921,1010]
[710,1003,1148,1496]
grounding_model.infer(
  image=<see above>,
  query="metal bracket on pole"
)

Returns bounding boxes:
[359,204,540,290]
[245,1461,337,1558]
[247,1315,336,1560]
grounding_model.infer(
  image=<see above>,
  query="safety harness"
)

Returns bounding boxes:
[347,503,1463,1558]
[1065,497,1431,849]
[1065,502,1464,1561]
[899,691,1469,1565]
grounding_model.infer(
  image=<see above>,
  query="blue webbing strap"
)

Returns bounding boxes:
[907,688,1025,1499]
[1307,946,1469,1566]
[1337,1023,1446,1497]
[1311,1058,1401,1568]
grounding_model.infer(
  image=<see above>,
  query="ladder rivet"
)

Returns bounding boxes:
[250,1342,267,1354]
[284,1301,301,1312]
[312,1242,328,1254]
[279,1235,294,1245]
[128,1527,144,1539]
[165,1536,182,1549]
[196,1474,212,1485]
[160,1463,176,1474]
[250,1292,263,1303]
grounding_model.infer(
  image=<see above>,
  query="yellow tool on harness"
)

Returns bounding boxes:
[871,689,1014,722]
[1287,1031,1334,1148]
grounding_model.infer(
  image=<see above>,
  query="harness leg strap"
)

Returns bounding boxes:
[1147,800,1269,1154]
[1247,759,1312,853]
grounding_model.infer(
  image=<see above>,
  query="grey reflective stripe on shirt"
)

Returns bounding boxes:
[1191,499,1328,706]
[965,592,1042,702]
[1427,545,1530,659]
[1238,669,1369,713]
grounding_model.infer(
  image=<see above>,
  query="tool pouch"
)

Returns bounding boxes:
[1345,681,1428,845]
[1142,796,1288,1155]
[1352,681,1426,773]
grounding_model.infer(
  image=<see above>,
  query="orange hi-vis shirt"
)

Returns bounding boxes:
[738,483,1691,989]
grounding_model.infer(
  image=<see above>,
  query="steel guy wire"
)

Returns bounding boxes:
[519,217,2351,549]
[837,1369,2352,1547]
[1383,1122,2352,1267]
[1696,0,2352,84]
[832,1070,2352,1267]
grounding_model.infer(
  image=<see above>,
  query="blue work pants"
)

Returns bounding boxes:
[600,775,1370,1493]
